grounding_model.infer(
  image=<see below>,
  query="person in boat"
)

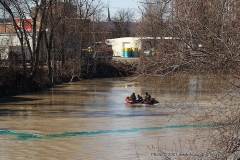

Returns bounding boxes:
[144,92,151,102]
[136,94,143,102]
[129,92,136,101]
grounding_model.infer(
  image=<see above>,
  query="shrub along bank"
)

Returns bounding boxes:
[0,60,136,97]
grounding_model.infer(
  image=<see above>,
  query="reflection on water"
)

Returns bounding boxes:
[0,75,238,159]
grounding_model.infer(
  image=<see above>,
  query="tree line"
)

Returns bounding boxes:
[1,0,240,86]
[0,0,136,96]
[137,0,240,158]
[137,0,240,76]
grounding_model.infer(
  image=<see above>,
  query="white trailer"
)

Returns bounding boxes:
[105,37,179,57]
[105,37,141,57]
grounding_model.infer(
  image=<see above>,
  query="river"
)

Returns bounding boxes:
[0,74,238,159]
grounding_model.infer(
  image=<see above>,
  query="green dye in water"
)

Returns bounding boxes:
[0,122,228,140]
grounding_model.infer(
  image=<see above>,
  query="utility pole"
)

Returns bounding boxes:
[92,13,95,49]
[4,7,6,33]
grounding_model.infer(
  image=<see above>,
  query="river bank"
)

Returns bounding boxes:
[0,54,232,97]
[0,59,136,97]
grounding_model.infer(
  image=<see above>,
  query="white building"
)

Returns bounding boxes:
[105,37,177,57]
[105,37,141,57]
[0,33,32,60]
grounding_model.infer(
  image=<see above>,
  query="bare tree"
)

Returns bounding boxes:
[0,0,60,79]
[0,0,104,83]
[137,0,240,74]
[137,0,240,158]
[112,8,136,38]
[45,0,104,81]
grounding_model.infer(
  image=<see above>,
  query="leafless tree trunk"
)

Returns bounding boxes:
[55,0,103,79]
[0,0,55,78]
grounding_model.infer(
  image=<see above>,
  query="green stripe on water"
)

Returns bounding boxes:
[0,122,228,140]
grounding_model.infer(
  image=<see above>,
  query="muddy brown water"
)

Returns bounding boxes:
[0,74,238,159]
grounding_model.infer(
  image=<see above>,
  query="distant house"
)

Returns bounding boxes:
[0,17,34,60]
[0,19,13,33]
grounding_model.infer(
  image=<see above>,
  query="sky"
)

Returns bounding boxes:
[103,0,141,20]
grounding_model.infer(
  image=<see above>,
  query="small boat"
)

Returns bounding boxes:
[125,97,135,104]
[125,97,159,105]
[143,98,159,105]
